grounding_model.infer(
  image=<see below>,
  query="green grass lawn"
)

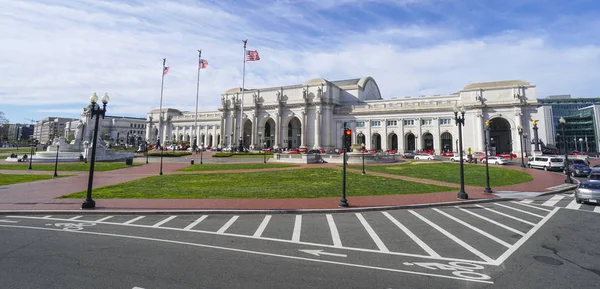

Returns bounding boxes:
[0,162,140,172]
[0,173,69,186]
[60,167,455,199]
[179,163,299,172]
[350,163,533,187]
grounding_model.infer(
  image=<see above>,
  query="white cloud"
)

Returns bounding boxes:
[1,0,600,123]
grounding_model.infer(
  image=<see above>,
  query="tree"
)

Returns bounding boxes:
[0,111,9,142]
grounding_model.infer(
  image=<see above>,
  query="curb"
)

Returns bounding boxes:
[0,197,516,216]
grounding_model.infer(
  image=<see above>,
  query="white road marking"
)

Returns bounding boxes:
[512,201,552,212]
[382,212,441,258]
[594,206,600,213]
[474,205,536,226]
[42,215,52,218]
[542,195,565,207]
[292,215,302,242]
[95,216,114,222]
[433,209,511,248]
[565,199,582,210]
[0,224,494,284]
[132,287,145,289]
[152,216,177,227]
[355,213,389,252]
[68,216,82,220]
[299,249,347,258]
[0,219,19,223]
[494,203,544,218]
[123,216,145,225]
[216,216,239,234]
[493,207,559,266]
[253,215,272,238]
[520,199,534,204]
[8,216,491,265]
[409,210,494,263]
[326,214,343,247]
[455,207,525,236]
[183,215,208,231]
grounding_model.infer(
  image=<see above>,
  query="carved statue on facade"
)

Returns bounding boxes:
[317,86,323,98]
[531,119,538,126]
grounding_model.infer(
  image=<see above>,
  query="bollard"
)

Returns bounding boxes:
[191,159,195,165]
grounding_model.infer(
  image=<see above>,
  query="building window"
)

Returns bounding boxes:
[356,121,365,127]
[439,118,452,125]
[421,119,432,125]
[208,126,213,129]
[403,120,415,126]
[386,120,397,126]
[371,121,381,127]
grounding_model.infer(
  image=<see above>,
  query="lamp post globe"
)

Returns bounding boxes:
[82,92,109,209]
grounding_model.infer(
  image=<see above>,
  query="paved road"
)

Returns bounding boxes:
[1,199,599,288]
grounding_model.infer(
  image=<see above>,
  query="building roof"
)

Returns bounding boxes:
[462,80,531,90]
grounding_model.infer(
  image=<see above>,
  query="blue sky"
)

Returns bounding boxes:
[2,0,600,123]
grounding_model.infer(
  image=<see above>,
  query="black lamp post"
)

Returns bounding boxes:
[28,138,35,170]
[200,142,204,164]
[263,142,267,164]
[145,140,149,164]
[559,117,574,184]
[483,121,493,194]
[82,92,109,209]
[532,120,540,152]
[158,136,164,175]
[517,126,526,168]
[361,143,366,175]
[53,144,60,177]
[454,104,468,200]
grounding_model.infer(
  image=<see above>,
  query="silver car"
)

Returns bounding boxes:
[575,182,600,204]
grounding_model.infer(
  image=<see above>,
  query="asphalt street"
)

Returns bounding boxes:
[1,196,599,289]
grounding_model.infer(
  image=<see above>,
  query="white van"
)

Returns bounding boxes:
[527,156,564,171]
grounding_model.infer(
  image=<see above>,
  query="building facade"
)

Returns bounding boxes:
[7,124,34,142]
[64,115,148,146]
[148,77,543,155]
[33,117,79,144]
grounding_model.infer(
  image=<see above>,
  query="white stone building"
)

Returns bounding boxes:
[147,77,542,155]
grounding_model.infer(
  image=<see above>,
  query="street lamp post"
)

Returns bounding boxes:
[560,117,574,184]
[145,140,149,164]
[258,131,262,153]
[517,126,526,168]
[200,142,204,164]
[454,104,468,200]
[483,121,493,194]
[82,92,109,209]
[263,142,267,164]
[361,143,366,175]
[53,144,60,177]
[28,138,35,170]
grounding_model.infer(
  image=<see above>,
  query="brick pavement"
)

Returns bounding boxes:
[0,157,584,211]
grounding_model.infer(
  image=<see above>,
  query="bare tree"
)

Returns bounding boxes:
[0,111,9,142]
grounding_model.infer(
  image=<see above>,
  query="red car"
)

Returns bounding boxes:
[299,147,307,153]
[441,152,455,157]
[496,152,517,159]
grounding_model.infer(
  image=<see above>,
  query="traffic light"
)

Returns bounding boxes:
[343,128,352,151]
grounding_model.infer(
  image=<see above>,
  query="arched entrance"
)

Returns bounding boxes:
[264,118,275,148]
[489,117,512,154]
[242,120,253,149]
[286,117,301,149]
[423,133,434,151]
[405,133,415,152]
[372,133,382,150]
[357,133,366,147]
[388,133,398,150]
[440,132,453,153]
[208,134,213,147]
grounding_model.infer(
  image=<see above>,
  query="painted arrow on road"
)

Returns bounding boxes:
[299,249,347,258]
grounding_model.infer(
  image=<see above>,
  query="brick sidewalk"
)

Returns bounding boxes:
[0,158,581,211]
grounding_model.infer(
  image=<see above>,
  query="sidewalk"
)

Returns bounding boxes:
[0,157,579,213]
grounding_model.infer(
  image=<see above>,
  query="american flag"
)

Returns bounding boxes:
[199,59,208,69]
[163,66,170,75]
[246,50,260,61]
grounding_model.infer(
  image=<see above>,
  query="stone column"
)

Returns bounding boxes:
[274,112,280,149]
[315,109,322,149]
[301,111,307,148]
[383,118,388,151]
[433,118,441,154]
[477,112,485,153]
[399,118,405,153]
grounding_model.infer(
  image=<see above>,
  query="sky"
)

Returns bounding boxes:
[2,0,600,124]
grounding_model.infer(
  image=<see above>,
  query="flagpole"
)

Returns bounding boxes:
[239,39,247,152]
[195,49,201,154]
[159,58,166,175]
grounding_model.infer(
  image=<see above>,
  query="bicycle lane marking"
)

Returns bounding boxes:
[0,223,494,284]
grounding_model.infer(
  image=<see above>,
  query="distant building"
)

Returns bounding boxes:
[7,124,34,142]
[33,117,79,144]
[64,115,147,146]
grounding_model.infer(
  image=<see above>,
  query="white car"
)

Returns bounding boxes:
[414,154,435,160]
[449,156,461,162]
[481,156,508,165]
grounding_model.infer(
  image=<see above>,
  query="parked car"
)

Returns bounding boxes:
[403,152,416,159]
[414,153,435,160]
[527,156,564,171]
[480,156,508,165]
[449,155,461,162]
[574,182,600,204]
[440,152,455,157]
[564,159,592,177]
[588,171,600,182]
[496,152,517,159]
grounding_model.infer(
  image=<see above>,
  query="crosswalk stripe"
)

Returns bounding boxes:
[326,214,343,247]
[69,216,82,220]
[292,215,302,242]
[123,216,145,224]
[495,203,544,218]
[594,206,600,213]
[565,199,582,210]
[409,210,494,263]
[455,207,525,236]
[474,205,536,226]
[183,215,208,231]
[355,213,389,252]
[542,195,565,207]
[253,215,272,238]
[433,209,511,248]
[381,212,440,257]
[95,216,114,222]
[152,216,177,227]
[512,201,553,212]
[216,216,239,234]
[520,199,534,204]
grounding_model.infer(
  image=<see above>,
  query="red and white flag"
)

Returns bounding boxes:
[245,50,260,61]
[163,66,170,75]
[199,59,208,69]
